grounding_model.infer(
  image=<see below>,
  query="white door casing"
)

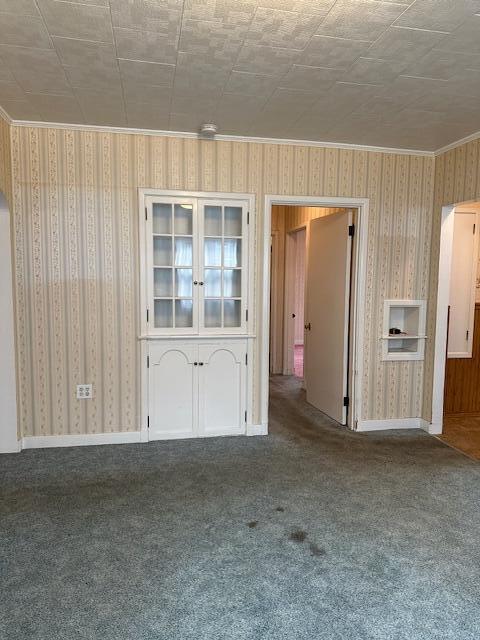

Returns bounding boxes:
[304,210,353,425]
[0,191,19,453]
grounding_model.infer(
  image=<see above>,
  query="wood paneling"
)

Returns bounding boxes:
[444,303,480,415]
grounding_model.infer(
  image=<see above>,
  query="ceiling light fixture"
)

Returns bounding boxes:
[199,123,218,139]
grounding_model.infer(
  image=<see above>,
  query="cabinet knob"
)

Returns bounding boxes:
[193,362,198,366]
[199,281,204,286]
[199,362,204,366]
[193,281,198,285]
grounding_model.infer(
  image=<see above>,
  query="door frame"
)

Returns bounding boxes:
[0,191,19,453]
[430,200,480,434]
[261,196,369,431]
[283,225,307,376]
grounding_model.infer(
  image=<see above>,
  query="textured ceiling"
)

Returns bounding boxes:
[1,0,480,151]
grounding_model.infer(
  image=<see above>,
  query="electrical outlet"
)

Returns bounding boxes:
[77,384,93,399]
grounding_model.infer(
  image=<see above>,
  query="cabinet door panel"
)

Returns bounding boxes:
[149,343,197,439]
[198,342,246,436]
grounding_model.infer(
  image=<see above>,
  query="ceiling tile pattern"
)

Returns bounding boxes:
[1,0,480,150]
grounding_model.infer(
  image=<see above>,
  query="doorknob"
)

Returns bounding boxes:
[304,322,311,331]
[292,313,296,318]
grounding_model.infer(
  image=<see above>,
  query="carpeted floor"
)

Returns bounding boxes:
[1,376,480,640]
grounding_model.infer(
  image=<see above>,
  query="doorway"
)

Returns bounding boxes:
[433,201,480,459]
[263,196,369,432]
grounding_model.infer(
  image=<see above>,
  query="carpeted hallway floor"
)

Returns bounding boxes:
[1,376,480,640]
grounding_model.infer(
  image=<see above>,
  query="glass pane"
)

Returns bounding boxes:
[224,299,241,328]
[175,268,192,297]
[174,204,192,235]
[224,239,241,267]
[174,237,192,266]
[205,299,221,328]
[154,236,172,266]
[223,270,241,297]
[204,238,222,267]
[204,205,222,236]
[152,203,172,234]
[154,268,173,297]
[224,206,242,236]
[204,269,222,297]
[154,299,172,328]
[175,300,193,328]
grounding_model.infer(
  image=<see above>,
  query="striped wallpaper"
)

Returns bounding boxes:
[7,124,435,437]
[0,114,12,206]
[423,139,480,422]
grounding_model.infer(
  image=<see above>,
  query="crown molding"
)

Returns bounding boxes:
[434,129,480,156]
[5,110,479,157]
[0,104,12,124]
[7,117,435,157]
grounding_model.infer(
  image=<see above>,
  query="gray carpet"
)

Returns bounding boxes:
[1,376,480,640]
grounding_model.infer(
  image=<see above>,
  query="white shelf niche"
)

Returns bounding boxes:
[382,299,426,361]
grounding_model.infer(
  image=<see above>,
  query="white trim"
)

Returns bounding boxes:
[431,205,456,435]
[5,108,480,157]
[435,129,480,156]
[261,195,369,431]
[8,118,433,157]
[0,192,19,455]
[356,418,424,432]
[21,431,148,450]
[0,104,11,124]
[246,423,268,436]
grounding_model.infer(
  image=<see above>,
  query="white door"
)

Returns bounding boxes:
[149,343,198,439]
[448,212,478,358]
[198,342,246,436]
[304,211,353,424]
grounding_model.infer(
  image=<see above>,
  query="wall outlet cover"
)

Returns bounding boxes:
[77,384,93,399]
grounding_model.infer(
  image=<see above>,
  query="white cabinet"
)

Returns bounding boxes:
[144,195,249,336]
[198,342,246,436]
[148,342,197,439]
[148,340,247,440]
[140,190,254,442]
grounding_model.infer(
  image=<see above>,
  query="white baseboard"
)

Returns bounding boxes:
[0,437,21,454]
[424,419,441,434]
[356,417,424,432]
[21,430,147,450]
[246,423,268,436]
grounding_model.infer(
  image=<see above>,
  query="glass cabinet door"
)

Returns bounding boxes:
[150,200,195,331]
[201,202,246,331]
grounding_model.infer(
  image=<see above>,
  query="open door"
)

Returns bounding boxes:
[304,210,353,424]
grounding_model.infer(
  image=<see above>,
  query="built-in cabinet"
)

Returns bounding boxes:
[140,191,254,441]
[148,340,247,440]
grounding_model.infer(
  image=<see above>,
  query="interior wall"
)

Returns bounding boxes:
[270,205,286,374]
[9,125,435,437]
[423,141,480,422]
[294,228,306,345]
[0,114,12,205]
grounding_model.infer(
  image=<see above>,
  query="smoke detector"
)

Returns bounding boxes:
[199,123,218,139]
